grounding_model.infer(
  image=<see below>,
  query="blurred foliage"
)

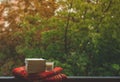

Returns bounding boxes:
[0,0,120,76]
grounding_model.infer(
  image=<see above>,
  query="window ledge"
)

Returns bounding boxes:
[0,76,120,82]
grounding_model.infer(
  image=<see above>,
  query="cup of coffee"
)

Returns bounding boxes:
[46,62,54,71]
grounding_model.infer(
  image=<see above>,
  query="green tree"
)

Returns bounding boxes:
[0,0,120,76]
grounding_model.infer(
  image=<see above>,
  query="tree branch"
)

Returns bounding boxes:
[96,0,112,32]
[64,0,73,55]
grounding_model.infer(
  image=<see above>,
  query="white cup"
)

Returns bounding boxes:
[46,62,54,71]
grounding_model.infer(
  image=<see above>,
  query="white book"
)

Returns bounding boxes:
[25,58,46,74]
